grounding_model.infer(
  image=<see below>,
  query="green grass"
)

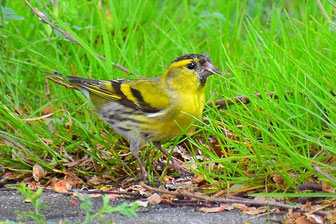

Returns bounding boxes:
[1,0,335,196]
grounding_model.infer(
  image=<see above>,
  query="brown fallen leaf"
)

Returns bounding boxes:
[273,174,285,187]
[147,193,161,205]
[161,194,176,202]
[41,105,52,115]
[233,203,249,211]
[242,207,267,215]
[293,216,314,224]
[125,185,151,197]
[87,176,108,186]
[305,214,324,224]
[64,170,83,189]
[191,175,208,187]
[88,193,102,198]
[28,181,40,190]
[100,186,117,192]
[322,183,335,193]
[23,198,32,203]
[54,179,71,193]
[208,135,224,156]
[199,206,226,213]
[284,209,313,224]
[32,164,45,182]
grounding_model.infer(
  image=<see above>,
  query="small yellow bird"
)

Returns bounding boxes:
[52,54,220,182]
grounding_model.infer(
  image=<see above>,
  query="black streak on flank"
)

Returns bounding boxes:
[130,87,145,103]
[117,127,131,133]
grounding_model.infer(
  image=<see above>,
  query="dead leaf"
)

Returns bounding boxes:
[173,146,192,161]
[32,164,45,182]
[162,175,174,183]
[273,174,285,187]
[54,179,71,193]
[88,193,102,198]
[208,136,224,156]
[44,177,58,189]
[64,170,83,189]
[28,181,40,190]
[125,185,151,197]
[100,186,116,192]
[199,206,226,213]
[233,203,249,211]
[242,207,267,215]
[72,192,84,198]
[284,209,313,224]
[305,214,324,224]
[87,176,107,186]
[191,175,207,187]
[23,198,32,203]
[160,194,176,202]
[322,183,335,193]
[147,193,161,204]
[293,216,313,224]
[41,105,52,115]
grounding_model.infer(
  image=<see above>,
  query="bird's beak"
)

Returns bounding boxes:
[204,61,221,75]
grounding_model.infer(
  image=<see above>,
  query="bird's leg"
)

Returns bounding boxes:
[130,139,148,183]
[153,141,190,176]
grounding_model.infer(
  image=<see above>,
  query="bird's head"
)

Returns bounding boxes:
[163,54,221,87]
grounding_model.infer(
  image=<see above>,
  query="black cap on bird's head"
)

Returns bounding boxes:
[172,54,221,85]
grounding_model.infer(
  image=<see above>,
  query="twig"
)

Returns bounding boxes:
[307,202,334,215]
[24,0,133,74]
[45,76,75,101]
[313,165,336,185]
[22,113,55,121]
[21,109,67,122]
[315,0,333,25]
[140,182,294,210]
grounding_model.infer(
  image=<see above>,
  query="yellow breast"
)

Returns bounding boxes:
[146,80,206,141]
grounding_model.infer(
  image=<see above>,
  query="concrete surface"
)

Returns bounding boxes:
[0,190,283,224]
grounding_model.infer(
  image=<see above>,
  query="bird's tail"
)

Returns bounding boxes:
[46,71,107,102]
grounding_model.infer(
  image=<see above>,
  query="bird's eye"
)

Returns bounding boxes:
[186,61,196,70]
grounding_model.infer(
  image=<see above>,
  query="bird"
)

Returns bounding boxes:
[50,54,221,182]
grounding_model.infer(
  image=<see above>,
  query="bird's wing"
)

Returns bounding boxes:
[67,76,170,113]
